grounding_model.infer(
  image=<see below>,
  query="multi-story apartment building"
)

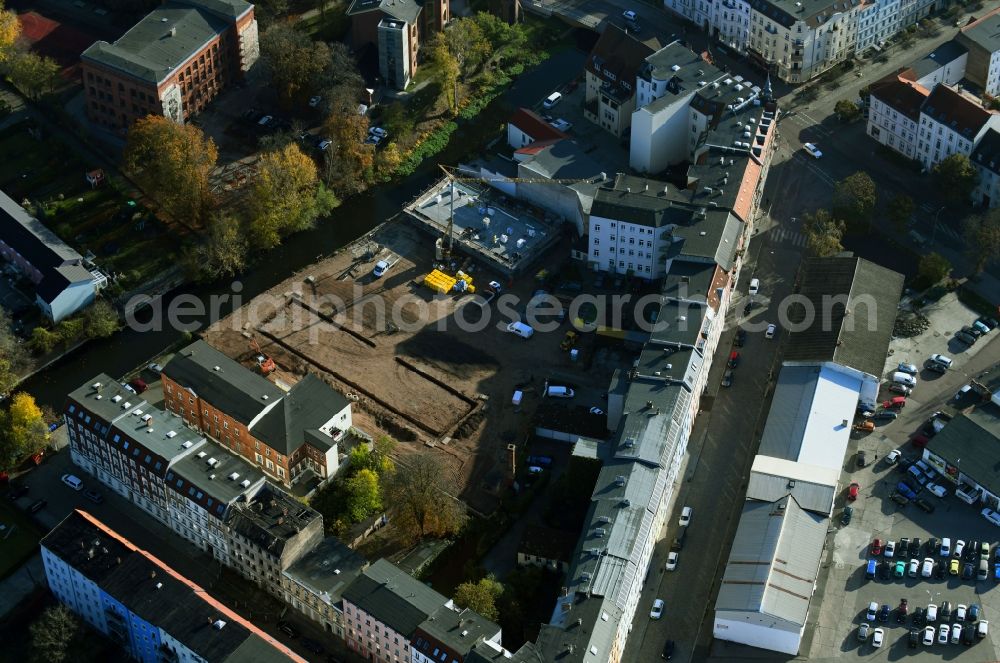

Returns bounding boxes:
[583,26,655,137]
[915,84,1000,170]
[867,73,928,159]
[161,340,352,487]
[66,375,324,599]
[957,8,1000,97]
[347,0,448,90]
[711,0,752,52]
[855,0,900,53]
[282,537,369,639]
[42,510,305,663]
[970,128,1000,207]
[342,559,501,663]
[80,0,259,132]
[226,484,324,595]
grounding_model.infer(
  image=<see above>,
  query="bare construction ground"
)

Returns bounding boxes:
[203,221,615,514]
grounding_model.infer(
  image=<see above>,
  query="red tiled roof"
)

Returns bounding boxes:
[514,138,564,157]
[508,108,568,143]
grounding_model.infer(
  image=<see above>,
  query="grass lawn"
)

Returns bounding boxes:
[0,500,41,580]
[0,121,178,286]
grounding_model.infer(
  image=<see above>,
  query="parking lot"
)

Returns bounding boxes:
[804,442,1000,660]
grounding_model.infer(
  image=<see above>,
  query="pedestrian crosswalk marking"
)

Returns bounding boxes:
[771,226,807,247]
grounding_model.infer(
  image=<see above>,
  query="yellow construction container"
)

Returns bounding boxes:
[424,269,457,294]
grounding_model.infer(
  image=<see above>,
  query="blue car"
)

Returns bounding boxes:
[897,482,917,500]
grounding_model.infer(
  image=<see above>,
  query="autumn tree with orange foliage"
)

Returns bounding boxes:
[124,116,218,226]
[245,142,337,250]
[0,392,49,472]
[0,2,20,63]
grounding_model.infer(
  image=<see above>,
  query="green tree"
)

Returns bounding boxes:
[28,326,59,354]
[260,26,361,107]
[190,211,248,279]
[56,317,84,344]
[803,208,846,257]
[887,193,915,232]
[345,468,382,521]
[832,171,877,230]
[473,12,526,57]
[445,17,492,79]
[964,211,1000,274]
[124,116,218,226]
[29,604,78,663]
[83,300,120,338]
[348,436,395,476]
[246,143,336,249]
[454,576,504,621]
[322,111,375,195]
[386,454,466,543]
[834,99,861,123]
[916,252,951,288]
[6,52,60,99]
[934,153,978,205]
[0,392,49,471]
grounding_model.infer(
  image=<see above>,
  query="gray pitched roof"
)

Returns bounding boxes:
[715,496,828,630]
[82,2,233,84]
[926,404,1000,495]
[251,373,350,455]
[0,189,82,270]
[413,606,501,658]
[41,511,301,663]
[467,640,547,663]
[283,536,368,607]
[162,340,284,426]
[347,0,422,23]
[972,128,1000,175]
[226,485,322,559]
[782,257,904,377]
[960,9,1000,53]
[590,175,684,227]
[342,559,446,636]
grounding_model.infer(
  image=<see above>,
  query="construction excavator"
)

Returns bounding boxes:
[249,336,276,375]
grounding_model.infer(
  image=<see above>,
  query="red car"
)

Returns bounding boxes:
[848,482,860,501]
[883,396,906,409]
[871,538,883,555]
[129,378,148,394]
[728,351,740,368]
[911,434,929,448]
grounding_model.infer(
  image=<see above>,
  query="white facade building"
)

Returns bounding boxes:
[712,0,752,52]
[916,84,1000,170]
[867,74,927,159]
[855,0,900,52]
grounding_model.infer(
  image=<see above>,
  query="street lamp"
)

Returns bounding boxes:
[931,205,945,244]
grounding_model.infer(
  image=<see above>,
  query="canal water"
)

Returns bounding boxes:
[19,48,587,409]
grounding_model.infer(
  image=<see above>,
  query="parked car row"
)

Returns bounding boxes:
[954,316,997,346]
[861,599,989,647]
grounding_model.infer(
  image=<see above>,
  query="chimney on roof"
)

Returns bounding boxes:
[168,27,176,37]
[149,571,156,580]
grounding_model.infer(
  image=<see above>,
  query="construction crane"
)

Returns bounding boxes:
[248,335,276,375]
[436,164,608,258]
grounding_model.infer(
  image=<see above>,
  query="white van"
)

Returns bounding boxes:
[506,321,535,339]
[543,92,563,109]
[61,474,83,491]
[891,371,916,388]
[545,385,575,398]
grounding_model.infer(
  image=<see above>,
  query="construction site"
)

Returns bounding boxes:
[403,170,565,277]
[201,214,618,515]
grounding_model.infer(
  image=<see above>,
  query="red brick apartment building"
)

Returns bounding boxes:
[160,340,353,487]
[80,0,260,132]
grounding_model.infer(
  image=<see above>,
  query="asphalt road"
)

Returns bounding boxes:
[621,130,812,660]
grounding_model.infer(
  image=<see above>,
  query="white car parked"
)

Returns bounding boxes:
[679,506,693,527]
[666,552,678,571]
[650,598,664,619]
[803,142,823,158]
[927,482,948,498]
